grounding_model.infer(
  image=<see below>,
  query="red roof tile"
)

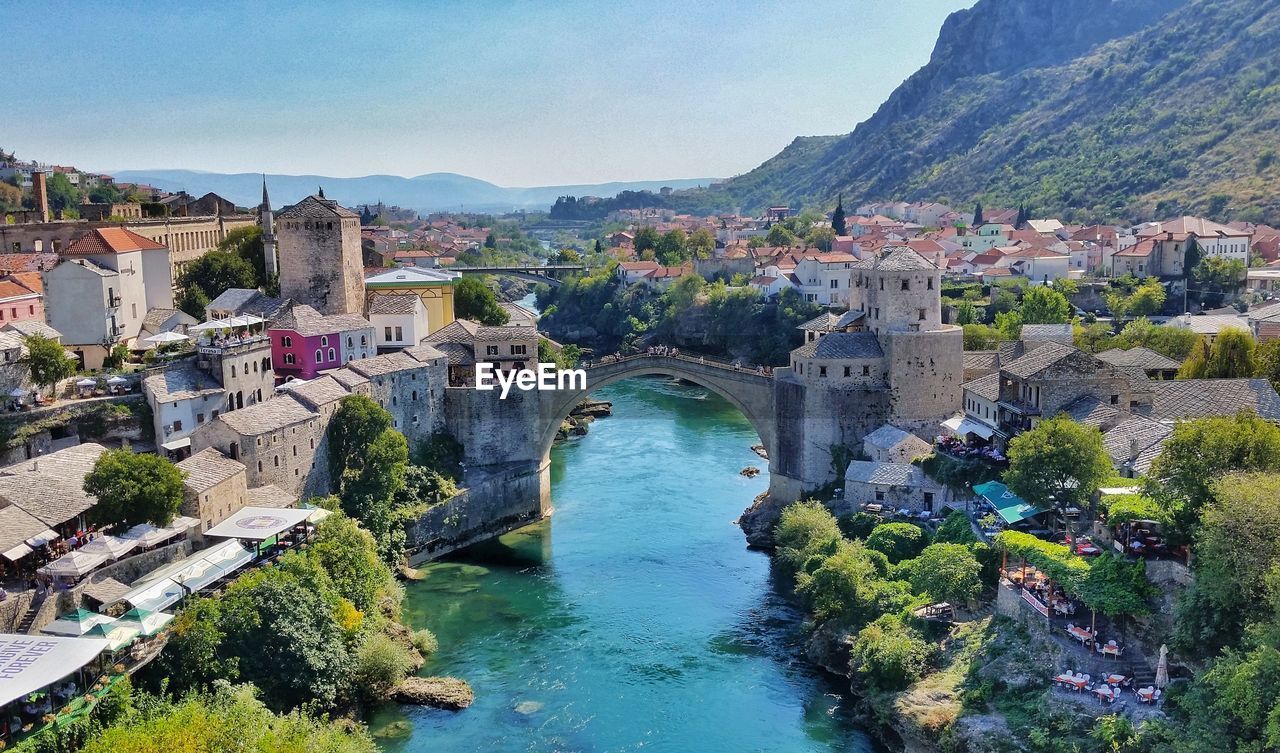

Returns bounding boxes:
[64,227,167,255]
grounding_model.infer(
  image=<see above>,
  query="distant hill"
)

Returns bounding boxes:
[107,170,717,213]
[674,0,1280,224]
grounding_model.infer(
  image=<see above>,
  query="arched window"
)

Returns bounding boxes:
[282,336,292,347]
[347,337,353,348]
[321,335,328,346]
[315,349,323,362]
[360,335,366,346]
[328,348,336,361]
[284,353,295,365]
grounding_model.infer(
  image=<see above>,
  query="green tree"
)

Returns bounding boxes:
[774,500,843,573]
[806,226,837,252]
[1019,285,1072,324]
[831,195,847,236]
[454,276,510,325]
[177,251,257,310]
[215,225,266,283]
[328,394,392,485]
[688,228,715,260]
[83,448,186,527]
[310,515,392,613]
[217,563,354,710]
[954,300,980,326]
[20,334,77,396]
[484,232,497,249]
[152,597,236,690]
[747,235,767,249]
[907,543,983,604]
[177,284,212,320]
[655,229,688,265]
[44,171,81,213]
[865,522,926,564]
[1256,339,1280,392]
[1146,411,1280,537]
[850,615,936,691]
[766,224,798,247]
[1005,415,1111,510]
[1177,328,1256,379]
[962,323,1008,350]
[634,226,660,255]
[1113,316,1198,360]
[1106,277,1166,320]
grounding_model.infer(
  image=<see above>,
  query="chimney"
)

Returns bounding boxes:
[32,171,49,223]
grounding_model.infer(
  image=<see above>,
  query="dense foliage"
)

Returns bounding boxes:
[537,264,822,364]
[326,394,411,563]
[454,276,510,325]
[83,448,187,527]
[1004,415,1112,510]
[21,334,77,394]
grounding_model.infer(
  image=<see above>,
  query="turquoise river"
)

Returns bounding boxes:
[371,378,886,753]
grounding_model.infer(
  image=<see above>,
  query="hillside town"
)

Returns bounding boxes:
[4,142,1280,753]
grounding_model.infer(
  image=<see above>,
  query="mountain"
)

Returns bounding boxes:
[106,170,717,213]
[685,0,1280,224]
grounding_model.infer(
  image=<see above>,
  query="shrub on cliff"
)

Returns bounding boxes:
[865,522,927,564]
[850,615,937,691]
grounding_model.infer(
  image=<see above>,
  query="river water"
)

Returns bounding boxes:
[371,378,885,753]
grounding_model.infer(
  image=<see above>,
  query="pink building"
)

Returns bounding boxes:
[0,274,44,325]
[269,304,375,381]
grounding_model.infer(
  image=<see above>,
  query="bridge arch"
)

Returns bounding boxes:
[535,354,777,466]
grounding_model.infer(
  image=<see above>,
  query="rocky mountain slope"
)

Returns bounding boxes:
[691,0,1280,223]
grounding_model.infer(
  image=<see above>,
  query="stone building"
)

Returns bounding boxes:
[773,246,964,495]
[364,266,458,336]
[276,193,365,316]
[176,447,249,532]
[423,319,538,386]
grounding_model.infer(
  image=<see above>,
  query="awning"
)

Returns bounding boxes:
[115,608,174,637]
[38,550,109,578]
[40,608,113,637]
[2,543,32,561]
[942,415,995,439]
[25,529,59,548]
[121,540,253,612]
[0,634,110,706]
[160,437,192,452]
[79,535,138,559]
[122,576,187,613]
[974,480,1044,525]
[203,506,314,541]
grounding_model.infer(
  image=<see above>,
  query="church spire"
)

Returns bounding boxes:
[261,175,271,210]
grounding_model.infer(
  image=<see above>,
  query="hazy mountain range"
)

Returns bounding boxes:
[108,170,717,214]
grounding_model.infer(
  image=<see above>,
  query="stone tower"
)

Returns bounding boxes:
[259,177,278,279]
[850,246,962,423]
[275,192,365,316]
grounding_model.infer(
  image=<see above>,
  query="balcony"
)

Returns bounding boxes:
[107,293,122,308]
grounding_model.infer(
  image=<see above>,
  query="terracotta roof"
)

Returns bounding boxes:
[0,280,39,301]
[4,272,42,294]
[1137,216,1250,240]
[0,254,58,273]
[64,227,167,255]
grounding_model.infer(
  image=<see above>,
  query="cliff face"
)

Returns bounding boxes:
[706,0,1280,223]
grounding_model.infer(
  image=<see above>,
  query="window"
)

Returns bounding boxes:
[395,326,403,341]
[875,489,885,502]
[321,335,328,346]
[274,456,280,467]
[927,277,934,290]
[486,345,499,356]
[231,365,236,377]
[843,366,851,377]
[830,279,838,289]
[313,349,322,362]
[347,337,353,347]
[1110,394,1120,405]
[923,492,934,509]
[131,303,137,319]
[282,336,292,347]
[197,413,205,424]
[384,326,393,341]
[862,365,870,376]
[901,279,910,291]
[328,348,336,361]
[361,335,367,346]
[918,308,926,321]
[284,353,295,365]
[818,366,827,378]
[28,305,33,315]
[511,343,526,355]
[173,419,183,432]
[879,278,884,290]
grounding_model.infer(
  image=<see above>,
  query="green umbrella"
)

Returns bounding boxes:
[115,607,174,637]
[83,621,140,651]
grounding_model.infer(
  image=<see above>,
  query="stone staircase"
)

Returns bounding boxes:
[14,592,46,634]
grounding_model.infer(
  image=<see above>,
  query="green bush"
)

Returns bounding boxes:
[353,633,416,699]
[837,511,880,541]
[850,615,937,691]
[411,628,439,657]
[866,522,927,564]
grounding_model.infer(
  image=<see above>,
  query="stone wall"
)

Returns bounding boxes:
[404,460,547,565]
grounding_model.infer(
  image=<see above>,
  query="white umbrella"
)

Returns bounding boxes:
[38,550,109,578]
[143,331,189,345]
[1155,644,1169,688]
[75,378,97,387]
[107,376,129,386]
[119,523,179,548]
[189,319,230,332]
[79,534,138,559]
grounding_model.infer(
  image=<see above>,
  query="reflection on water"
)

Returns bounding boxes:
[372,378,884,753]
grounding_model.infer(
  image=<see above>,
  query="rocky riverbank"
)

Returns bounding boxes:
[392,677,475,710]
[556,398,612,440]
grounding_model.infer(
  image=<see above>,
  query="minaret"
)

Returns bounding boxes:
[260,176,278,279]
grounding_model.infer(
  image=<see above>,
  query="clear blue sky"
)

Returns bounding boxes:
[4,0,972,186]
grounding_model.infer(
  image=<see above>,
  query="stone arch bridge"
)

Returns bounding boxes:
[450,264,587,287]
